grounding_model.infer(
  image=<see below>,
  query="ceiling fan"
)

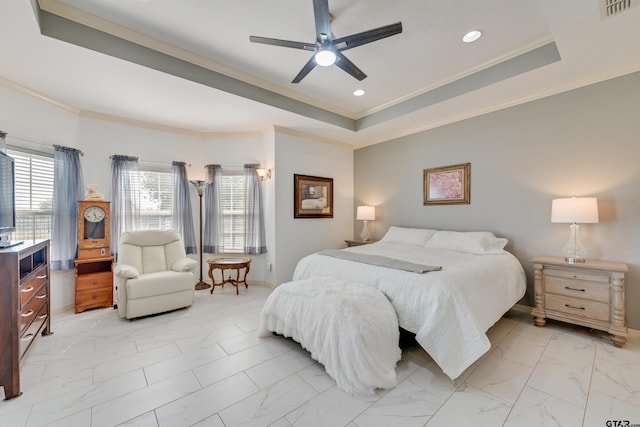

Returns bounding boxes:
[249,0,402,83]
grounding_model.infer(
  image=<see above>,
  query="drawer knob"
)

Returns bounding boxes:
[20,334,35,342]
[20,310,34,318]
[565,304,586,311]
[564,286,586,292]
[20,286,34,294]
[36,274,47,279]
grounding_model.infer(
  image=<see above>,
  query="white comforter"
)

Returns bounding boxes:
[293,242,526,379]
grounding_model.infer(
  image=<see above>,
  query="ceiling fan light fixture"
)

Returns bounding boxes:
[463,30,482,43]
[315,49,336,66]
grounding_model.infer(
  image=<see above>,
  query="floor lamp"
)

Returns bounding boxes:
[189,180,211,290]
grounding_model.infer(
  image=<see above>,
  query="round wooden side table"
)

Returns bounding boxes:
[207,257,252,295]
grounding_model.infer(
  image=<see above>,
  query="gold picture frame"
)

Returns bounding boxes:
[423,163,470,205]
[294,174,333,218]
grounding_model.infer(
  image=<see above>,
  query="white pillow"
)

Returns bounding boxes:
[379,226,437,246]
[425,230,508,254]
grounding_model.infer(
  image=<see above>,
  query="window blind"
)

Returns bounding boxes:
[7,148,54,240]
[138,170,174,230]
[221,174,245,252]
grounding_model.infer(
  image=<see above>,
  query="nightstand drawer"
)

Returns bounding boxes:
[76,272,113,291]
[544,268,610,283]
[544,275,610,303]
[545,293,610,322]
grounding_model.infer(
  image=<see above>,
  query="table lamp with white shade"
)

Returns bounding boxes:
[356,205,375,242]
[551,197,599,264]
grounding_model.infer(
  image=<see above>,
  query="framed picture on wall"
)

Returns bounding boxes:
[294,174,334,218]
[423,163,471,205]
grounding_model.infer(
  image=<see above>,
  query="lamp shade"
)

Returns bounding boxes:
[551,197,599,224]
[356,205,375,221]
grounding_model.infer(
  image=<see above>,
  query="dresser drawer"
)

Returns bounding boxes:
[545,293,610,323]
[19,304,48,359]
[544,275,610,304]
[19,265,48,309]
[20,285,48,333]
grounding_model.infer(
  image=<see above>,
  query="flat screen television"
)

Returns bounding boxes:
[0,151,22,248]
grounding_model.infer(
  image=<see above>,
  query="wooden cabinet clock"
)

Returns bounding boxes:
[75,200,114,313]
[77,200,110,259]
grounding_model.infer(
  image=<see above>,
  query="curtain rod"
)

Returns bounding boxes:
[1,131,84,156]
[141,159,192,167]
[109,155,191,167]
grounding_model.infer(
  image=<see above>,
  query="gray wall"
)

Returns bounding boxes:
[354,71,640,329]
[273,131,354,285]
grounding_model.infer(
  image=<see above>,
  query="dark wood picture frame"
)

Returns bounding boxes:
[423,163,471,205]
[294,174,334,218]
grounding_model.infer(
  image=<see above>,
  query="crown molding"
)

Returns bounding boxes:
[37,0,357,120]
[355,35,556,119]
[273,126,353,150]
[0,76,80,115]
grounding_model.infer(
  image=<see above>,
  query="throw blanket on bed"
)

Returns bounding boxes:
[318,249,442,273]
[259,277,402,396]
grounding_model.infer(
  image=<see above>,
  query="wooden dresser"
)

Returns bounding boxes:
[531,256,628,347]
[0,240,52,399]
[74,256,114,313]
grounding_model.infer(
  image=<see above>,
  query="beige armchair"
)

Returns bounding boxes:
[115,229,197,319]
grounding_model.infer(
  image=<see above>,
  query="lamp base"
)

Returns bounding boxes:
[562,223,588,265]
[195,280,211,290]
[360,220,370,242]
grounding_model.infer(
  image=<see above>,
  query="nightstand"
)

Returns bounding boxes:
[531,256,628,347]
[345,239,377,247]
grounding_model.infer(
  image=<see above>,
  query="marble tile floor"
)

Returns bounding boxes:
[1,285,639,427]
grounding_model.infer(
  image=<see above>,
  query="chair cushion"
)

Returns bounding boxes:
[114,263,139,279]
[172,258,197,272]
[142,245,168,274]
[126,271,195,299]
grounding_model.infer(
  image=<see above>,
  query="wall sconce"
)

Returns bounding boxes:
[551,197,599,263]
[257,168,272,181]
[356,205,376,242]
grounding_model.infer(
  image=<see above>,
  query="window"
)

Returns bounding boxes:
[221,173,245,252]
[7,148,54,240]
[138,170,173,230]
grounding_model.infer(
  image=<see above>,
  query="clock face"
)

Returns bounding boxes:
[84,206,106,223]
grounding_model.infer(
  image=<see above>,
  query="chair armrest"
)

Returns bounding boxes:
[172,258,198,272]
[114,264,139,279]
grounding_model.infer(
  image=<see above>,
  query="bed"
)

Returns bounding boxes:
[292,226,526,379]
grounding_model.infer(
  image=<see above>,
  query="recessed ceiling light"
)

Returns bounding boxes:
[463,30,482,43]
[353,89,365,97]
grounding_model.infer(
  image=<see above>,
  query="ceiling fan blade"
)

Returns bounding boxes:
[334,22,402,51]
[313,0,332,42]
[334,51,367,81]
[250,35,316,51]
[292,56,318,83]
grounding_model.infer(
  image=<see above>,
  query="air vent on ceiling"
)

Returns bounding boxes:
[600,0,638,18]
